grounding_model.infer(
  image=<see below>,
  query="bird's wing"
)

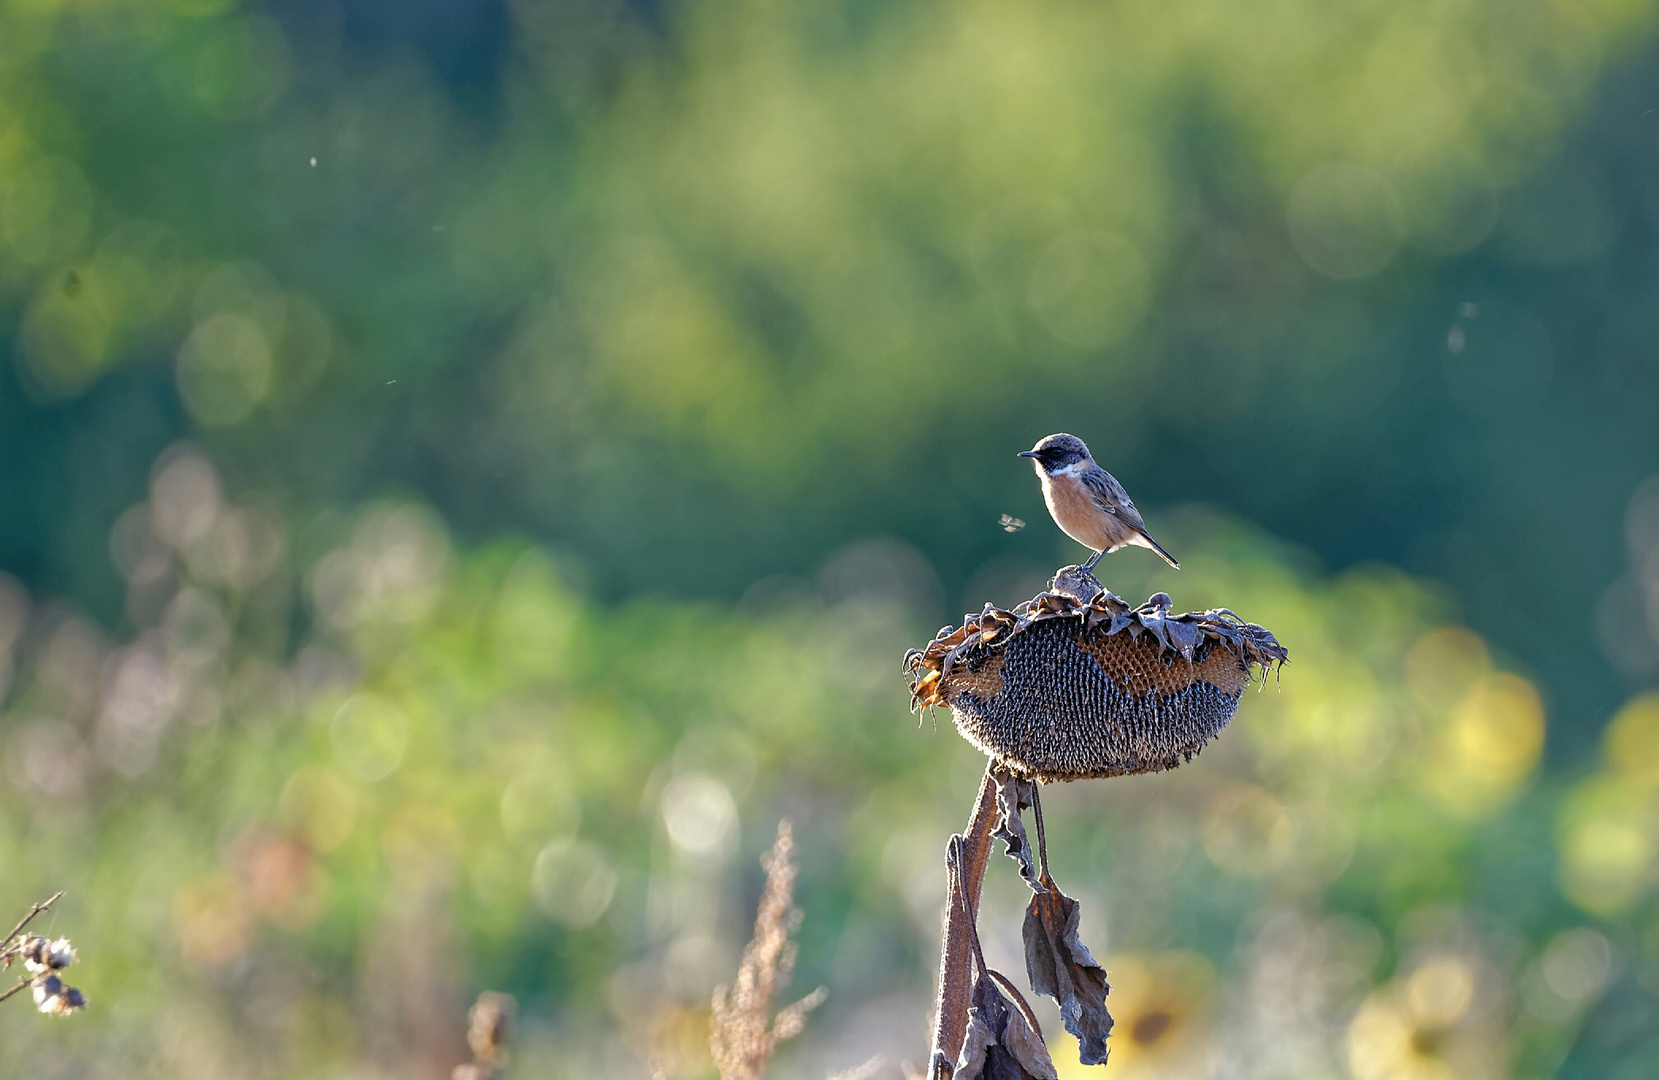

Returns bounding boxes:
[1081,467,1179,567]
[1080,468,1149,532]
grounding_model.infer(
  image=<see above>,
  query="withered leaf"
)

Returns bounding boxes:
[1024,877,1113,1065]
[991,771,1043,893]
[954,972,1058,1080]
[1140,611,1172,653]
[1164,619,1202,661]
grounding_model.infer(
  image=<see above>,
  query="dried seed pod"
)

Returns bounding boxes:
[905,577,1286,782]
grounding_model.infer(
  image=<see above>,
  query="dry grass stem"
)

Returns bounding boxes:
[711,818,827,1080]
[825,1055,886,1080]
[1,893,64,952]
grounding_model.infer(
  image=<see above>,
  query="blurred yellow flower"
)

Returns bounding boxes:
[1421,673,1545,820]
[1558,693,1659,915]
[1347,953,1503,1080]
[1605,692,1659,786]
[1056,952,1214,1080]
[1559,778,1659,915]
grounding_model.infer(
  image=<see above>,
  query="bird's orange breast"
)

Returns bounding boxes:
[1043,474,1114,550]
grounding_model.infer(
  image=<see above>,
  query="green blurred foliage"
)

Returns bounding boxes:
[5,0,1659,1076]
[2,0,1659,741]
[0,460,1651,1078]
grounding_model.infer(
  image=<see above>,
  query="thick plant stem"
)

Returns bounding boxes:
[927,763,1002,1080]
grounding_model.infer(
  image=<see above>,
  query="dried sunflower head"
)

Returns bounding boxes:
[905,577,1286,782]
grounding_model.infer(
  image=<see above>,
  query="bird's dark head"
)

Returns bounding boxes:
[1018,433,1092,475]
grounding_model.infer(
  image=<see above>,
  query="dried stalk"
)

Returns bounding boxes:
[1,892,63,952]
[913,569,1275,1075]
[927,764,1002,1080]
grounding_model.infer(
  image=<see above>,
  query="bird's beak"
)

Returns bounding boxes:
[1017,450,1040,459]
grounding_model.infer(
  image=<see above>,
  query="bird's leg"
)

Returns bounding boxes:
[1081,549,1105,572]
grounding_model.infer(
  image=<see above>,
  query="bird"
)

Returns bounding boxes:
[1018,433,1179,571]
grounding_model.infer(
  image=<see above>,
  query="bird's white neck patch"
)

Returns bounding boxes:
[1049,460,1089,478]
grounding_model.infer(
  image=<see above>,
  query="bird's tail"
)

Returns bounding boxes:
[1139,533,1180,569]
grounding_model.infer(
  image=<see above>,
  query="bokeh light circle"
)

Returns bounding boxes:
[1288,164,1403,279]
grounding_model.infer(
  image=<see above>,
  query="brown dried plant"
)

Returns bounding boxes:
[911,566,1287,1078]
[1,892,88,1017]
[452,991,516,1080]
[710,819,828,1080]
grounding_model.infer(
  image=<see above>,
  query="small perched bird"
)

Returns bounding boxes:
[1019,433,1179,571]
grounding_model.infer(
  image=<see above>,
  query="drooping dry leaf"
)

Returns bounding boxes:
[991,771,1044,893]
[1023,878,1113,1065]
[954,972,1059,1080]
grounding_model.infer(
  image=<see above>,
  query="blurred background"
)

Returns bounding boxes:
[4,0,1659,1076]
